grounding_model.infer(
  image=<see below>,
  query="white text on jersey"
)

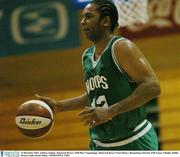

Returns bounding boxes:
[86,75,108,94]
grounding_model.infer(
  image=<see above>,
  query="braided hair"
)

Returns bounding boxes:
[91,0,119,32]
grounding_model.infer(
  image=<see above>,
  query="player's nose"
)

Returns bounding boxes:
[81,17,86,27]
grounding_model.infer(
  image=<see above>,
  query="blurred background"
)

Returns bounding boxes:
[0,0,180,150]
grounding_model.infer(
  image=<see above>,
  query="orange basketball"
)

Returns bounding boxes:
[15,100,54,138]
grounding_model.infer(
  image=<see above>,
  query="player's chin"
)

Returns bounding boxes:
[84,34,95,41]
[83,32,89,38]
[82,30,91,37]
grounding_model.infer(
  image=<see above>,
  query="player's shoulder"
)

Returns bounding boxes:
[114,36,132,46]
[113,36,137,53]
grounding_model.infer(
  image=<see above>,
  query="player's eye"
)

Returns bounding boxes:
[86,15,91,19]
[83,13,93,20]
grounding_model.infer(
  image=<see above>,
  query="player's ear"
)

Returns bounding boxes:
[102,16,111,28]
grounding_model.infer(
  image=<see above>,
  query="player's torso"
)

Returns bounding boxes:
[82,36,146,141]
[83,36,134,108]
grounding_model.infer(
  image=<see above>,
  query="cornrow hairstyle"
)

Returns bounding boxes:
[91,0,119,32]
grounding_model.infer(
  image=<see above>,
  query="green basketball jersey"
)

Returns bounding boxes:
[82,36,147,141]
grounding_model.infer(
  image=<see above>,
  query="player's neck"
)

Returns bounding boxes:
[94,33,114,58]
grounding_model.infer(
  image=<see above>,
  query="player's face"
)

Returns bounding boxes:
[81,3,104,41]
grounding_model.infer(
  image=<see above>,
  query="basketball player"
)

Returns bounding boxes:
[36,0,161,150]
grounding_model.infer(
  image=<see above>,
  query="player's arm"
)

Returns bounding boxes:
[108,39,161,117]
[36,93,88,113]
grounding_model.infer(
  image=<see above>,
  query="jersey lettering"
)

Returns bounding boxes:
[86,75,109,94]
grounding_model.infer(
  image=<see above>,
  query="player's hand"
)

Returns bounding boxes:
[35,94,58,113]
[78,107,112,128]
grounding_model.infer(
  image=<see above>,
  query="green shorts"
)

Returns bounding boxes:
[90,124,158,150]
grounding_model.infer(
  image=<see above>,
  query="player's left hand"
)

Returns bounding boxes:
[78,107,112,128]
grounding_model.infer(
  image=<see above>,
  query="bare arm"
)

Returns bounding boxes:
[36,92,88,113]
[108,39,161,117]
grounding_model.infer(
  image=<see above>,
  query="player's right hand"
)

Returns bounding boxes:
[35,94,58,113]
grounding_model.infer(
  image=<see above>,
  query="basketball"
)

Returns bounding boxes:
[15,100,54,138]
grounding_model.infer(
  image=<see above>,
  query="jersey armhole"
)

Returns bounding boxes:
[111,38,136,83]
[82,48,91,68]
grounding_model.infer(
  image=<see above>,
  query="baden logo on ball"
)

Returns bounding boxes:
[15,100,54,139]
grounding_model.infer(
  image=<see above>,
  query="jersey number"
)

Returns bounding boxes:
[91,95,108,108]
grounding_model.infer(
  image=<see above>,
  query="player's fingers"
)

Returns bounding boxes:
[79,113,93,121]
[89,120,97,128]
[35,94,48,100]
[35,94,55,112]
[78,107,94,116]
[84,119,94,127]
[35,94,52,103]
[85,107,93,109]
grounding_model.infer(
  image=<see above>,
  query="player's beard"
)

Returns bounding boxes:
[85,27,104,42]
